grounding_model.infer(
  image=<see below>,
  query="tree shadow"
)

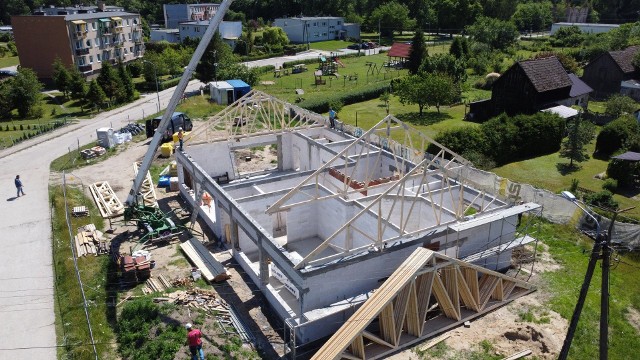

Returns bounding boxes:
[556,162,581,175]
[395,111,452,127]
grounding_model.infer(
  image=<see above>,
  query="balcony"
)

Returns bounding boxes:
[134,38,143,44]
[100,28,112,36]
[75,48,90,56]
[78,64,92,72]
[114,26,124,33]
[73,31,86,39]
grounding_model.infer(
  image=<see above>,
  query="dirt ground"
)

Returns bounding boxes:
[53,134,574,360]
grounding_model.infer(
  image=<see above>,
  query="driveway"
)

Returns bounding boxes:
[0,80,203,358]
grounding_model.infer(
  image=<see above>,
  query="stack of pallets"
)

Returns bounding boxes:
[74,224,107,257]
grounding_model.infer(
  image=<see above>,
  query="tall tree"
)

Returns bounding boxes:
[69,67,87,101]
[560,115,595,168]
[0,79,13,119]
[466,16,519,50]
[369,1,415,37]
[11,67,42,119]
[117,62,135,103]
[85,80,107,110]
[97,62,123,104]
[407,29,426,75]
[195,32,235,83]
[52,57,71,99]
[511,1,553,33]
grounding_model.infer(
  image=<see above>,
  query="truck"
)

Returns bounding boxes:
[145,112,193,142]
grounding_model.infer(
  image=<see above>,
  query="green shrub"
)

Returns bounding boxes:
[159,77,181,90]
[570,178,579,193]
[602,178,618,192]
[584,190,618,210]
[595,116,640,155]
[607,158,640,188]
[299,81,391,113]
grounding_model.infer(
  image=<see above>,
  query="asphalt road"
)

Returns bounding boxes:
[0,80,202,359]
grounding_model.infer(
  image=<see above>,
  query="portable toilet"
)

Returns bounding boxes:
[96,127,115,148]
[226,79,251,100]
[209,81,234,105]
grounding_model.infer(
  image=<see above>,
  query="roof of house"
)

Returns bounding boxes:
[541,105,579,118]
[517,57,571,93]
[65,11,137,21]
[568,73,593,97]
[612,151,640,162]
[609,46,639,74]
[387,42,411,58]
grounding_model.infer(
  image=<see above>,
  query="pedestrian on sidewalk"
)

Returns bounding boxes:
[178,127,184,151]
[185,323,205,360]
[15,175,25,197]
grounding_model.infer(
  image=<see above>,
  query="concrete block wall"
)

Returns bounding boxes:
[238,226,259,254]
[278,133,294,171]
[456,215,518,258]
[301,244,419,311]
[317,197,349,246]
[188,143,236,180]
[286,203,318,243]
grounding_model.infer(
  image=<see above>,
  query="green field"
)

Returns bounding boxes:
[0,55,18,68]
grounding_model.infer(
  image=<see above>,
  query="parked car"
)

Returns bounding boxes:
[347,43,362,50]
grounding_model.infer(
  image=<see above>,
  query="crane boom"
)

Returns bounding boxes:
[126,0,234,205]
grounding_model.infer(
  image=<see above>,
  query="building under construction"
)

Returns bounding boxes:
[175,91,539,356]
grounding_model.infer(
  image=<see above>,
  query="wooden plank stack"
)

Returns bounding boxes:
[143,274,173,294]
[180,237,230,282]
[74,224,107,257]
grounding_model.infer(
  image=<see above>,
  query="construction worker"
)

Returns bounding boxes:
[185,323,205,360]
[328,108,336,129]
[177,127,184,151]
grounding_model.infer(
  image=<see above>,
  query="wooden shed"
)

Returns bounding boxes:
[582,46,639,99]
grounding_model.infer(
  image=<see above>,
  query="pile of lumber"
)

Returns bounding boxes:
[180,237,230,282]
[143,274,173,294]
[89,181,124,218]
[154,289,229,313]
[74,224,108,257]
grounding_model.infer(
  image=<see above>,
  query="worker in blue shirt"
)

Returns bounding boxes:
[328,108,336,129]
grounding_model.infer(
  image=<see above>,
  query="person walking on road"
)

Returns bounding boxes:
[328,108,336,129]
[185,323,204,360]
[15,175,25,197]
[178,127,184,151]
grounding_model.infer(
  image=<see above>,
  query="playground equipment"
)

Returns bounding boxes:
[366,61,380,75]
[318,52,345,76]
[314,70,326,85]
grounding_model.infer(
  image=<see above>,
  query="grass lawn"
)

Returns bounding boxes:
[50,185,116,360]
[0,55,18,68]
[535,221,640,359]
[310,40,354,51]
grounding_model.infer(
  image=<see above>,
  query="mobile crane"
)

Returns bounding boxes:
[123,0,233,234]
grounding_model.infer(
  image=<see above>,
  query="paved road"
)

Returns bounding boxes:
[0,80,202,359]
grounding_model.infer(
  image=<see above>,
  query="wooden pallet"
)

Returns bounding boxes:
[89,181,124,218]
[133,162,159,208]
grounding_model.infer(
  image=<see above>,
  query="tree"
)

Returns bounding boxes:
[369,1,415,37]
[11,67,42,119]
[559,115,595,167]
[449,37,469,59]
[551,25,584,47]
[396,73,456,115]
[117,62,135,103]
[595,116,640,155]
[605,94,637,118]
[511,1,553,33]
[262,27,289,50]
[85,80,107,110]
[218,63,259,86]
[97,62,123,104]
[607,159,640,188]
[52,58,71,98]
[69,67,87,101]
[407,29,426,75]
[0,79,13,119]
[195,32,236,83]
[466,16,519,50]
[421,53,468,84]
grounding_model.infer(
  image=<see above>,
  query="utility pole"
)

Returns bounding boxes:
[600,206,634,360]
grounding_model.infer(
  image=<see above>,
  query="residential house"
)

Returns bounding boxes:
[582,46,639,99]
[164,3,220,29]
[12,12,144,80]
[273,17,360,44]
[470,57,579,121]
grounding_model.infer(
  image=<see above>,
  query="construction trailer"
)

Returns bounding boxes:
[209,81,235,105]
[175,91,540,348]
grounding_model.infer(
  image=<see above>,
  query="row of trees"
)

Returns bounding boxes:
[53,59,136,110]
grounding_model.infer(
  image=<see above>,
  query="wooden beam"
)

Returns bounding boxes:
[503,349,532,360]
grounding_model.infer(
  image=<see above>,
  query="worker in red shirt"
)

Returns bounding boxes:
[185,323,205,360]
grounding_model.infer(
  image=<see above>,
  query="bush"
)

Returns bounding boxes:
[159,77,181,90]
[584,190,618,210]
[430,127,486,157]
[298,81,391,113]
[607,158,640,188]
[595,116,640,155]
[602,178,618,192]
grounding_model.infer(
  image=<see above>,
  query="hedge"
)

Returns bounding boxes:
[298,80,392,113]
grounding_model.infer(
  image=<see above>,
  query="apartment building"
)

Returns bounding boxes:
[12,11,144,79]
[164,3,220,29]
[273,16,360,43]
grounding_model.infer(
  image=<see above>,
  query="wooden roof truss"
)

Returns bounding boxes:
[89,181,124,218]
[187,89,324,144]
[133,162,159,208]
[312,247,535,360]
[266,115,499,269]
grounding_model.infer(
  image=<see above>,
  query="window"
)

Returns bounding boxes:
[126,19,129,26]
[128,33,132,40]
[89,55,93,63]
[78,56,86,65]
[92,22,97,30]
[313,22,317,26]
[97,53,101,62]
[124,48,128,55]
[86,39,91,47]
[96,38,101,47]
[314,32,319,37]
[133,18,138,25]
[338,21,341,25]
[130,46,133,52]
[75,41,81,49]
[322,32,327,36]
[322,22,326,26]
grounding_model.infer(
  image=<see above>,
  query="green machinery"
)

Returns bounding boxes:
[124,205,184,249]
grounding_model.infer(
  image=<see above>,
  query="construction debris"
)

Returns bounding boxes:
[503,350,533,360]
[74,224,108,257]
[89,181,125,218]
